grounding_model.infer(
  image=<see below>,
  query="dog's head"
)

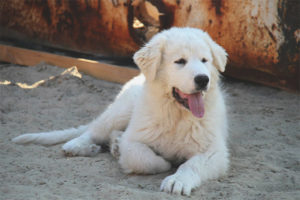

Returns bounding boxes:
[133,27,227,118]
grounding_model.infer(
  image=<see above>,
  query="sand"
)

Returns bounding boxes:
[0,63,299,200]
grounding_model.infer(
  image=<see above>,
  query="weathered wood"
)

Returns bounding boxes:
[0,44,139,84]
[0,0,299,91]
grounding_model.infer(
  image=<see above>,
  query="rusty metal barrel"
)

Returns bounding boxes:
[0,0,299,91]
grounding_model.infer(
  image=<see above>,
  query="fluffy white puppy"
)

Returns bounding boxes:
[13,27,229,196]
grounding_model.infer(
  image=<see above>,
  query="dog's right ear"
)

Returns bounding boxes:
[133,34,166,81]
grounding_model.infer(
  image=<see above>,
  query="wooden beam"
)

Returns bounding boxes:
[0,44,139,84]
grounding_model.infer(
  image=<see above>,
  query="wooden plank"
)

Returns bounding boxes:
[0,44,139,84]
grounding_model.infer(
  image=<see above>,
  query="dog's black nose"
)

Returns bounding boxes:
[194,75,209,90]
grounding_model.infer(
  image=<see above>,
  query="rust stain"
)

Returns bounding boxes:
[211,0,223,16]
[264,24,277,42]
[186,4,192,13]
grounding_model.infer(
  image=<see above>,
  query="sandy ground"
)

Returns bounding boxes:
[0,63,299,200]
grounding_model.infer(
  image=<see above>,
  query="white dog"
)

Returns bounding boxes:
[13,27,229,196]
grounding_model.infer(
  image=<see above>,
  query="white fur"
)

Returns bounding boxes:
[12,27,229,196]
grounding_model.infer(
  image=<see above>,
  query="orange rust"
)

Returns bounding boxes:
[0,0,139,56]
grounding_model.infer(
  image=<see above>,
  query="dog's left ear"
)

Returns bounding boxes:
[203,32,228,72]
[133,34,166,81]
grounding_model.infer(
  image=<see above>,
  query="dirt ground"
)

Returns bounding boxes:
[0,63,299,200]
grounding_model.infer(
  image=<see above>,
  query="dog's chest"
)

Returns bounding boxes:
[147,119,212,162]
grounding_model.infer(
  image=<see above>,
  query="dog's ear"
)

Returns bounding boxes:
[203,32,228,72]
[133,34,166,81]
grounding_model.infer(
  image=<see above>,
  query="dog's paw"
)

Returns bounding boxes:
[109,131,123,159]
[62,138,101,157]
[110,139,120,159]
[160,174,193,196]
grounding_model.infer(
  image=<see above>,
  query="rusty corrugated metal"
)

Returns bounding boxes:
[0,0,141,56]
[0,0,299,91]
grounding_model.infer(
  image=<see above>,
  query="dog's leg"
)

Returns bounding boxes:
[88,83,139,144]
[62,81,140,156]
[160,141,229,196]
[62,97,133,156]
[118,138,171,174]
[62,131,100,156]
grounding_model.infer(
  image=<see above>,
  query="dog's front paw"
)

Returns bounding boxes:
[160,174,193,196]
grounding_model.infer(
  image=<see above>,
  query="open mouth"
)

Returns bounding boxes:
[172,87,205,118]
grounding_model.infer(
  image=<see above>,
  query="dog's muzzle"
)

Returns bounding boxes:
[172,87,205,118]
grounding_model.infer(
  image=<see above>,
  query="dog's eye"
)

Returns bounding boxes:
[201,58,208,63]
[175,58,187,65]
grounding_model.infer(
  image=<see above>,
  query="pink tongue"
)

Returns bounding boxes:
[187,93,205,118]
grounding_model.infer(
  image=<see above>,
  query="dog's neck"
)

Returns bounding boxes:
[143,80,174,104]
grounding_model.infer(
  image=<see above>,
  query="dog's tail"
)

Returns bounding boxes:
[12,125,88,145]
